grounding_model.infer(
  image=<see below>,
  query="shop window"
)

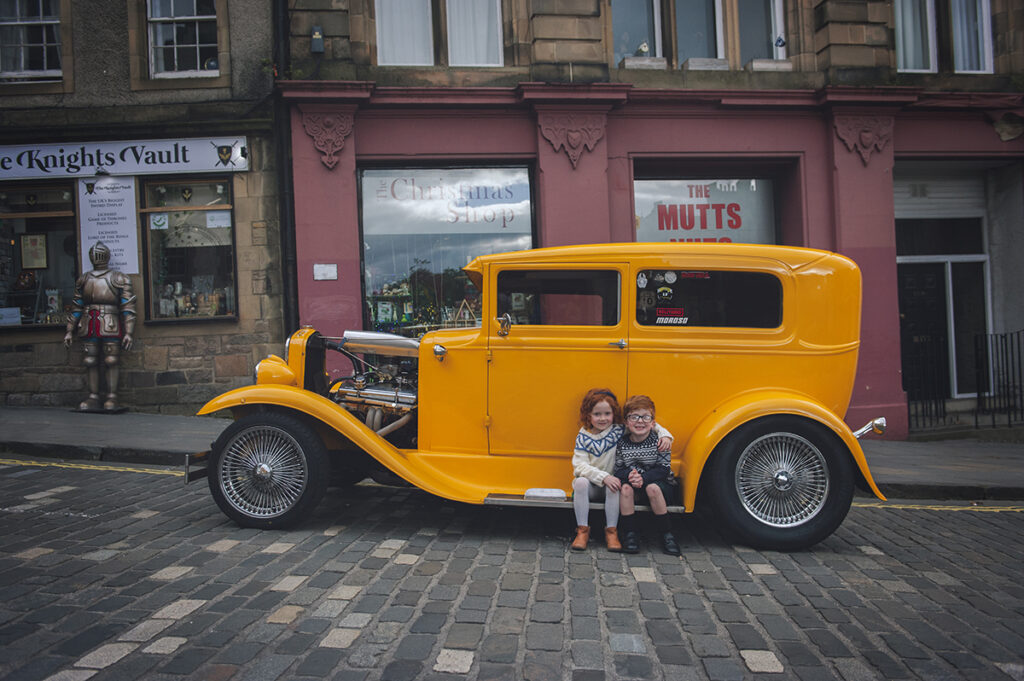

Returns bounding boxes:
[635,269,781,328]
[375,0,503,66]
[128,0,228,89]
[496,270,620,326]
[633,178,777,245]
[895,0,992,73]
[0,182,77,327]
[360,167,532,337]
[140,178,237,321]
[611,0,784,69]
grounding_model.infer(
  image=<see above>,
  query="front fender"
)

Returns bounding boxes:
[681,390,886,511]
[198,385,483,504]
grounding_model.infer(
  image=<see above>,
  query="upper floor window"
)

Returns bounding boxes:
[148,0,219,77]
[0,0,62,82]
[895,0,992,73]
[611,0,784,69]
[375,0,502,67]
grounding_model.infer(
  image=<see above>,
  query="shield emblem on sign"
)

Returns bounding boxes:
[85,183,96,194]
[26,194,37,206]
[217,145,233,165]
[181,187,193,202]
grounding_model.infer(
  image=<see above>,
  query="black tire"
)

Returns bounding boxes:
[207,411,329,529]
[707,416,854,551]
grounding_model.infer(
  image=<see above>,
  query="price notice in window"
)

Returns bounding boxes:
[78,176,140,274]
[634,179,776,245]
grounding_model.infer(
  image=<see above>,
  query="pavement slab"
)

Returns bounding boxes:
[0,450,1023,680]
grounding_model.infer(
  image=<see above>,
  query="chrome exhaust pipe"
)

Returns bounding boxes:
[853,417,886,439]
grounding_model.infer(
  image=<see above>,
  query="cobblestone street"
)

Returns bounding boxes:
[1,457,1023,681]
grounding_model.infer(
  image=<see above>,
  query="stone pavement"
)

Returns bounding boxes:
[2,406,1024,499]
[0,458,1023,681]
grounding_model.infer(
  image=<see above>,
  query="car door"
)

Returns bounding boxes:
[487,263,628,458]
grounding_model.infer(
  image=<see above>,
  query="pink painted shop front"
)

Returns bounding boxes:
[281,81,1024,439]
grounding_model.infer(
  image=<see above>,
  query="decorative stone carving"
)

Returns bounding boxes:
[301,112,354,170]
[538,113,606,169]
[834,115,893,166]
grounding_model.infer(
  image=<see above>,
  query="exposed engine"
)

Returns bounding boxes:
[325,331,419,439]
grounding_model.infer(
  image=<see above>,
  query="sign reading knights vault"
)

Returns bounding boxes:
[0,137,249,180]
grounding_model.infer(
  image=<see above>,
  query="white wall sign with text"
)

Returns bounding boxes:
[78,176,140,274]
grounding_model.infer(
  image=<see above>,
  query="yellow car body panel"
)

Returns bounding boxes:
[199,243,887,519]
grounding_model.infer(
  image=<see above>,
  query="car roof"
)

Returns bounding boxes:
[463,242,844,278]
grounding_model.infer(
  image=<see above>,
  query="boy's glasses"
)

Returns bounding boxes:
[626,414,653,423]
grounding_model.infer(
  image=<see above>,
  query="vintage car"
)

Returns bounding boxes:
[186,243,887,550]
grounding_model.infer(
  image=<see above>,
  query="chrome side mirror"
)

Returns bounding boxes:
[433,344,447,361]
[496,313,512,337]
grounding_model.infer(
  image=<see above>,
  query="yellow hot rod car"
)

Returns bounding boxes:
[187,243,886,550]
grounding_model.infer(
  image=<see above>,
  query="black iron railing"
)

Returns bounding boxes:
[904,335,950,430]
[975,329,1024,428]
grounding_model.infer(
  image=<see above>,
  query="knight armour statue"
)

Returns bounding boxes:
[64,242,137,411]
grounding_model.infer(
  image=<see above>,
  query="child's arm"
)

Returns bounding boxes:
[654,423,673,453]
[639,448,673,485]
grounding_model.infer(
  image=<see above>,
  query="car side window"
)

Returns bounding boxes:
[636,269,782,328]
[497,270,620,326]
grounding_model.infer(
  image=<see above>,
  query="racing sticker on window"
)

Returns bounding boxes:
[635,269,711,326]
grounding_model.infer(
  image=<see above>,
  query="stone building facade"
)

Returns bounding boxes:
[0,1,283,415]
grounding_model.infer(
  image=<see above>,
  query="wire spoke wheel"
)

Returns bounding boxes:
[219,425,309,518]
[734,432,829,528]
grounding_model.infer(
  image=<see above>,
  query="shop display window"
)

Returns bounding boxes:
[633,178,777,245]
[141,177,237,321]
[360,167,533,337]
[0,182,77,326]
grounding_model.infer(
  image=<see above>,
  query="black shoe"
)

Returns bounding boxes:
[662,532,680,556]
[622,530,640,554]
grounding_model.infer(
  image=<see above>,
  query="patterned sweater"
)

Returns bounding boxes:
[613,431,672,486]
[572,423,671,485]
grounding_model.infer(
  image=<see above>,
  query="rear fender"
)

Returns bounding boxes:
[681,391,886,511]
[198,386,481,503]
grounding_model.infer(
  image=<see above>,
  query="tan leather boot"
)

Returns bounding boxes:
[570,525,590,551]
[604,527,622,552]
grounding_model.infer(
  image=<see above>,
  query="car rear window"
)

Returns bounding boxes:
[497,270,620,326]
[636,270,781,328]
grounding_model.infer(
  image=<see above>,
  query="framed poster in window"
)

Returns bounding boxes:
[20,234,47,269]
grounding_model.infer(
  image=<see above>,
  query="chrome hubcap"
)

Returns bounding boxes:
[735,432,829,528]
[219,425,308,518]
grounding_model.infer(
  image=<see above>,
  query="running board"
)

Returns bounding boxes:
[484,493,685,513]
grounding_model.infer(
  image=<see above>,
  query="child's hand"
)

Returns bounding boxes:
[628,469,643,488]
[603,475,621,492]
[657,436,672,453]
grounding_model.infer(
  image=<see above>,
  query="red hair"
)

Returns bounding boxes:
[579,388,622,429]
[623,394,656,420]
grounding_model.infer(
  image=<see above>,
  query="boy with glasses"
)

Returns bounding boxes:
[613,395,680,555]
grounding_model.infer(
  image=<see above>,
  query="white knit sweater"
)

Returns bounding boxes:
[572,423,672,485]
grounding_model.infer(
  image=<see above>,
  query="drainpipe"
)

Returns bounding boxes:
[274,0,300,333]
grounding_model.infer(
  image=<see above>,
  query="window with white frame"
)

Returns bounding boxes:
[611,0,784,69]
[0,0,62,82]
[147,0,219,77]
[375,0,503,67]
[951,0,992,73]
[895,0,992,73]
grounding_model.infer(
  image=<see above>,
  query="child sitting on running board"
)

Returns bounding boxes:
[571,388,672,552]
[613,394,681,556]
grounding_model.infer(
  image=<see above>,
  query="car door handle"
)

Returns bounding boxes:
[609,339,627,348]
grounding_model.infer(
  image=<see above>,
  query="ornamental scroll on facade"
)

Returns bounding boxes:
[301,112,354,170]
[539,112,606,169]
[834,115,893,166]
